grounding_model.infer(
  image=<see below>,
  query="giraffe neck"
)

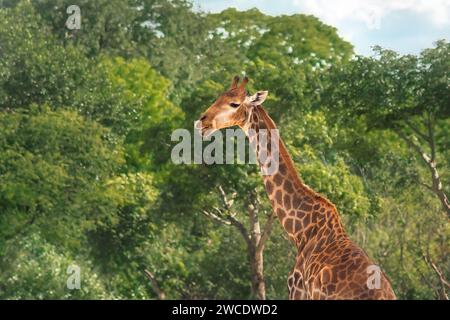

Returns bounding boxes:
[244,106,347,251]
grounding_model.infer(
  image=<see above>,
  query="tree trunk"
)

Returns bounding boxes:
[429,163,450,218]
[248,243,266,300]
[248,192,266,300]
[202,187,277,301]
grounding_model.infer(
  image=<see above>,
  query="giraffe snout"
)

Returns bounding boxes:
[195,113,214,136]
[195,114,209,129]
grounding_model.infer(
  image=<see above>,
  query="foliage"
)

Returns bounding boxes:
[0,107,124,248]
[0,233,111,299]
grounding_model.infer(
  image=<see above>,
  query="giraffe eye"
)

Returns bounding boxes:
[230,103,240,108]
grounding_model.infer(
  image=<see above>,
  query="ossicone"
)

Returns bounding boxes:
[239,76,249,89]
[230,75,240,89]
[230,75,249,90]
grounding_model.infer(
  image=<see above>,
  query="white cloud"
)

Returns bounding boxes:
[293,0,450,30]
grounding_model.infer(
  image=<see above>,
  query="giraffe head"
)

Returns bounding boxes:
[195,76,268,136]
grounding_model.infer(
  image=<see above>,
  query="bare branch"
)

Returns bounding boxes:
[202,186,271,300]
[202,210,231,225]
[144,269,166,300]
[203,185,252,247]
[218,185,233,210]
[228,215,252,247]
[422,254,450,300]
[256,211,278,254]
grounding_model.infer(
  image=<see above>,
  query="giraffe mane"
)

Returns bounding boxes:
[255,105,335,207]
[254,105,303,186]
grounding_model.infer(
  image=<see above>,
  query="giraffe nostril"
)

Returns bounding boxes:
[200,115,207,122]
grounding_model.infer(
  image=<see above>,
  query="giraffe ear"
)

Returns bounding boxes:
[246,91,268,106]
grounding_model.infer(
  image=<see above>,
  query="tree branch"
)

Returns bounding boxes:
[218,185,234,211]
[396,129,450,218]
[256,211,277,254]
[202,209,231,226]
[414,178,434,192]
[202,185,251,247]
[228,215,252,248]
[422,254,450,300]
[248,191,260,243]
[202,186,272,300]
[396,130,431,163]
[426,112,436,162]
[144,269,166,300]
[404,119,430,144]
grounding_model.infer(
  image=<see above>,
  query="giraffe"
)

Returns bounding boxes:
[195,76,396,300]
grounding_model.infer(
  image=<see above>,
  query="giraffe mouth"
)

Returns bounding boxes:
[195,120,215,137]
[201,127,216,138]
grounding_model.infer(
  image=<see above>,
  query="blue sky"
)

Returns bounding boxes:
[192,0,450,56]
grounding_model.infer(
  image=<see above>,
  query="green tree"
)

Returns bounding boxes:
[322,41,450,299]
[325,41,450,218]
[0,107,124,247]
[24,0,137,56]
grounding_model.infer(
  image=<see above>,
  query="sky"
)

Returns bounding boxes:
[192,0,450,56]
